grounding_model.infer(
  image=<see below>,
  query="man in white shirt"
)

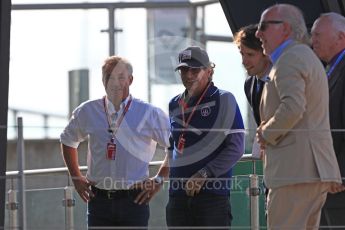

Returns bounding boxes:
[60,55,170,229]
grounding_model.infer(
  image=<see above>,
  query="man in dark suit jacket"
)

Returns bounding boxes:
[312,12,345,229]
[235,24,272,219]
[234,25,271,127]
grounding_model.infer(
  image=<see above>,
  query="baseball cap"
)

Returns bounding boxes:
[175,46,210,71]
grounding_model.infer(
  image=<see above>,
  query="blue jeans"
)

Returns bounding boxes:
[166,193,232,229]
[87,190,149,229]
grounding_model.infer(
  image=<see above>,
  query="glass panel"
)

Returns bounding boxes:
[8,7,150,139]
[4,159,265,228]
[9,9,108,139]
[206,41,248,128]
[230,174,267,228]
[26,189,66,229]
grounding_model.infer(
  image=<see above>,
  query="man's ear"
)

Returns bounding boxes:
[209,68,214,76]
[129,75,134,85]
[102,79,107,89]
[283,22,292,38]
[338,31,345,41]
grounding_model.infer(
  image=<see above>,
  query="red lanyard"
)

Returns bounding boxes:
[103,95,132,138]
[179,82,211,130]
[177,83,211,153]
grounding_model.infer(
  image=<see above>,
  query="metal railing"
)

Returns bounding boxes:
[11,0,221,57]
[4,117,262,230]
[8,108,67,139]
[5,162,261,230]
[5,164,261,229]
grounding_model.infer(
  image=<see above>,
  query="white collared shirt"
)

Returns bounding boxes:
[106,95,130,130]
[60,95,170,189]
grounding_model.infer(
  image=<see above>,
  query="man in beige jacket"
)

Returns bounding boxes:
[255,4,344,230]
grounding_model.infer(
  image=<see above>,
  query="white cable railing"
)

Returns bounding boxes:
[4,117,261,230]
[5,161,261,230]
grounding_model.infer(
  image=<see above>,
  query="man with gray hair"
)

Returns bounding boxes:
[255,4,344,229]
[311,12,345,229]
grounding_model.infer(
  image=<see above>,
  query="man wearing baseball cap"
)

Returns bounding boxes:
[163,46,245,228]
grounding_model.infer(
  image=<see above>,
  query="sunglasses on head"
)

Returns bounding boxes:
[258,20,284,31]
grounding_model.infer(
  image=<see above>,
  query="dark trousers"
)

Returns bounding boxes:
[88,187,149,230]
[166,193,232,229]
[263,181,269,219]
[319,192,345,230]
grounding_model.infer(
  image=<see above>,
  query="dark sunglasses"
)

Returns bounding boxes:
[258,20,284,31]
[178,67,205,75]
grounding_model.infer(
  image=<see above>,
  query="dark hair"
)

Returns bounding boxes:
[234,24,263,51]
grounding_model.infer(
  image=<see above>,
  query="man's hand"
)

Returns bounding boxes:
[328,182,345,194]
[259,149,265,160]
[132,178,163,205]
[256,123,267,150]
[61,145,94,202]
[71,175,94,203]
[185,172,207,197]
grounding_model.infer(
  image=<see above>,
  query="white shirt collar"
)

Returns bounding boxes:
[106,94,131,115]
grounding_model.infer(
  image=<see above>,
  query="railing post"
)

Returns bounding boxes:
[6,189,19,229]
[17,117,26,230]
[63,186,76,230]
[43,114,49,139]
[249,173,260,230]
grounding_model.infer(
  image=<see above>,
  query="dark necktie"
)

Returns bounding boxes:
[256,79,264,93]
[325,64,330,74]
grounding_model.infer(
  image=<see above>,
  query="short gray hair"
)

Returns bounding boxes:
[319,12,345,33]
[267,4,310,45]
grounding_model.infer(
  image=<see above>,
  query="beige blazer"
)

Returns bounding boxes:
[260,41,342,189]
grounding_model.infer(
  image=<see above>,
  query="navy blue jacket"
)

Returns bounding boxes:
[168,83,244,196]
